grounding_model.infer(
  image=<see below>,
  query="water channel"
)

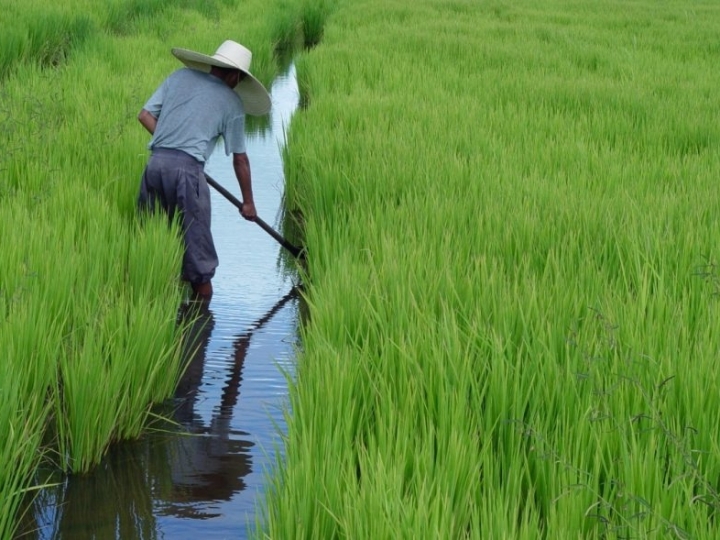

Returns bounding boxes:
[19,64,302,540]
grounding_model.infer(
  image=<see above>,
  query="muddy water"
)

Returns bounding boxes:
[20,65,301,540]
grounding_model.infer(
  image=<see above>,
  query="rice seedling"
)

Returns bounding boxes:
[0,7,94,80]
[0,204,64,538]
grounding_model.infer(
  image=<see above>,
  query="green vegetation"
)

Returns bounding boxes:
[5,0,720,537]
[265,0,720,538]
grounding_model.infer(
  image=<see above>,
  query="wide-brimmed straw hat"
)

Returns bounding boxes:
[171,40,271,116]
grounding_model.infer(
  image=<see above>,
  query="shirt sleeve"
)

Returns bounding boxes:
[222,113,246,155]
[142,77,168,118]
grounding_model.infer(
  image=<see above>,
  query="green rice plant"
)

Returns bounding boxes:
[263,0,720,537]
[52,294,183,472]
[268,2,303,55]
[0,364,51,540]
[25,11,94,68]
[0,27,27,81]
[104,0,171,35]
[299,0,335,48]
[0,6,94,79]
[104,0,246,35]
[39,190,186,472]
[0,178,186,473]
[0,281,62,539]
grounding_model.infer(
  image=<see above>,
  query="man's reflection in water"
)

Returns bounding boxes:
[160,288,299,518]
[164,302,253,518]
[19,289,298,539]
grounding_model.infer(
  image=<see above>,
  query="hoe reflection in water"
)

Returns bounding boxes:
[20,63,301,540]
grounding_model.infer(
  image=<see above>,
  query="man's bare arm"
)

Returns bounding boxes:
[138,109,157,135]
[233,152,256,220]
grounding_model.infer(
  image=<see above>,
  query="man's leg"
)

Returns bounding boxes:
[137,157,170,215]
[142,149,217,303]
[178,168,218,303]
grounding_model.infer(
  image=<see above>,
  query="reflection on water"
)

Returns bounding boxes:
[19,64,301,540]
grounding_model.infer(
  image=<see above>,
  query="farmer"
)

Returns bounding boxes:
[137,40,271,302]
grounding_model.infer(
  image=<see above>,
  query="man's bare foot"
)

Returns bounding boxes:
[191,281,213,303]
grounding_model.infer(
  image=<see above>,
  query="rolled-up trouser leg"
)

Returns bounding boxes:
[137,148,218,285]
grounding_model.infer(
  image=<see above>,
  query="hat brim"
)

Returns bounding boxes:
[171,47,272,116]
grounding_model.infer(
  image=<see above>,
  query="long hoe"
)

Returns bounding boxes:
[205,173,305,260]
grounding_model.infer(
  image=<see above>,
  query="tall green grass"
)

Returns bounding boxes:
[0,8,94,80]
[264,0,720,537]
[0,0,245,80]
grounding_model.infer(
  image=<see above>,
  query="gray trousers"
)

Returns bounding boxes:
[137,148,218,284]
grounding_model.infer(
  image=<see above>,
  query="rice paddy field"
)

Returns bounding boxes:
[265,0,720,538]
[3,0,720,538]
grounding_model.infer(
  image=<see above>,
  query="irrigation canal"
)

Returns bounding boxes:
[19,64,302,540]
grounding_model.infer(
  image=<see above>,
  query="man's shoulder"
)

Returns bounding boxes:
[172,69,231,93]
[166,68,242,112]
[168,67,203,81]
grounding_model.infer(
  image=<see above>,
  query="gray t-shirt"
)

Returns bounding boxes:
[143,68,246,162]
